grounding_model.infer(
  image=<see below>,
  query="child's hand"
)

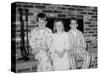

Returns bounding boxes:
[55,50,65,58]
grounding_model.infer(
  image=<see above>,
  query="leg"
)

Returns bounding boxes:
[81,52,91,69]
[69,54,77,69]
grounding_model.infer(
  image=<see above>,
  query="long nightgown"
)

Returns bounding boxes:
[50,32,71,71]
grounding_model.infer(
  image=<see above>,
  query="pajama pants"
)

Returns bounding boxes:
[69,49,91,69]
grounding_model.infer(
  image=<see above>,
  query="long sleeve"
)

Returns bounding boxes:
[67,32,75,54]
[79,32,87,49]
[46,29,53,50]
[49,34,55,59]
[44,29,53,60]
[74,31,87,54]
[29,29,39,54]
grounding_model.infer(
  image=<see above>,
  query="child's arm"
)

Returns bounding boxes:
[46,29,53,51]
[67,32,76,54]
[79,31,87,50]
[29,29,39,55]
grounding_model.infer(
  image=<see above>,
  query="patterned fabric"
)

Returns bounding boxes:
[29,27,53,72]
[69,30,86,54]
[68,29,91,69]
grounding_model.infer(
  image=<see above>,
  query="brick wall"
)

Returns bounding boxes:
[14,2,97,68]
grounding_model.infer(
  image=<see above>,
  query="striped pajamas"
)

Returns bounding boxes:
[68,30,91,69]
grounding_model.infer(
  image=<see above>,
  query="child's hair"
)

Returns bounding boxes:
[53,19,64,33]
[70,17,77,23]
[54,19,63,24]
[36,13,47,21]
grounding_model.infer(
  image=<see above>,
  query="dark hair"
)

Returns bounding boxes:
[70,17,77,23]
[36,13,47,21]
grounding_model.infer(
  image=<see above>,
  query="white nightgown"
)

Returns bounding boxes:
[50,32,71,71]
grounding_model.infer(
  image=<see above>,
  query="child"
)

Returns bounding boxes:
[50,19,71,71]
[29,13,53,72]
[68,18,91,69]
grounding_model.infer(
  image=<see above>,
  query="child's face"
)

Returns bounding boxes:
[70,20,78,30]
[37,18,47,28]
[55,21,63,32]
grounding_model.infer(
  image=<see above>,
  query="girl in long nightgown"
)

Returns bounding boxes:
[50,19,71,71]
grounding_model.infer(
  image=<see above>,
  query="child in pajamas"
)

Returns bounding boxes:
[68,18,91,69]
[29,13,53,72]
